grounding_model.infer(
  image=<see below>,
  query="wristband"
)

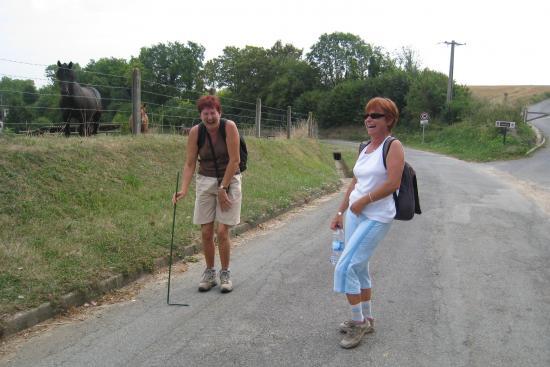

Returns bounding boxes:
[368,192,374,202]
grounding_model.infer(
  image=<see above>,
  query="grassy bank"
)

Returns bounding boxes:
[0,135,345,316]
[321,118,536,162]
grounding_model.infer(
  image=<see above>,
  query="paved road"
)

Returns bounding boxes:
[2,147,550,367]
[485,114,550,189]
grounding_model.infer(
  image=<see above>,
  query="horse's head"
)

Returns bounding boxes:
[56,61,75,96]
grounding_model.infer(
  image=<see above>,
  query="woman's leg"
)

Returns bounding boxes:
[201,222,215,269]
[217,223,231,270]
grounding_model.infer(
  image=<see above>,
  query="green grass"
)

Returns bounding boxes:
[0,135,341,315]
[320,118,536,162]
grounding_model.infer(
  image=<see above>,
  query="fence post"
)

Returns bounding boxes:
[132,68,141,135]
[255,98,262,138]
[307,112,313,138]
[287,106,292,139]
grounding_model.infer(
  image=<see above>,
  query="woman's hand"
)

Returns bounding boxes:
[172,190,186,204]
[330,212,344,231]
[350,199,366,215]
[218,188,232,211]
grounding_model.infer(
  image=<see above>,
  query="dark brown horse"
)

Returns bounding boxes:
[56,61,102,136]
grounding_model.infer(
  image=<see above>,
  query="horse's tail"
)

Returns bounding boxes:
[90,87,103,111]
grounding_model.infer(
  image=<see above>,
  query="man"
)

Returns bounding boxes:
[172,95,242,293]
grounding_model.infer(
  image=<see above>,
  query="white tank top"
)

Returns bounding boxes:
[349,136,396,223]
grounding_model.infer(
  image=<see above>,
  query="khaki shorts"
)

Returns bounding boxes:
[193,174,242,226]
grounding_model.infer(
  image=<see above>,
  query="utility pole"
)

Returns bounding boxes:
[442,40,465,103]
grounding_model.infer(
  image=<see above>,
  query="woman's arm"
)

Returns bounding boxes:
[172,125,199,203]
[218,120,240,211]
[330,177,357,230]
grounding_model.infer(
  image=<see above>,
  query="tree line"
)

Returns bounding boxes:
[0,32,473,132]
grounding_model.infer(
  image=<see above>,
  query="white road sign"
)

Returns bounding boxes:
[496,121,516,128]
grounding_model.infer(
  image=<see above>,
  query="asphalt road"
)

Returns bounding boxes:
[485,114,550,188]
[1,144,550,366]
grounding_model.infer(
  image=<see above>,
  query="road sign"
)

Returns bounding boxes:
[496,121,516,128]
[420,112,430,120]
[420,119,429,126]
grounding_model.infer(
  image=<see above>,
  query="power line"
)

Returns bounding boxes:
[0,58,130,80]
[0,104,130,113]
[0,89,132,103]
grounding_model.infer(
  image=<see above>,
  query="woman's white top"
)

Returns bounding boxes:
[349,136,395,223]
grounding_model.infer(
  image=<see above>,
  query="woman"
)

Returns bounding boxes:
[330,97,404,349]
[172,95,242,293]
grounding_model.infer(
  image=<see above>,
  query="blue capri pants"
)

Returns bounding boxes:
[333,210,392,294]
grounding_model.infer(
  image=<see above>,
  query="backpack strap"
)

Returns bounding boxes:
[218,118,227,139]
[198,122,206,149]
[380,136,398,203]
[381,136,397,169]
[358,141,369,155]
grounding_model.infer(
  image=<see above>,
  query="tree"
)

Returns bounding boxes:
[404,69,448,121]
[264,59,320,108]
[306,32,374,87]
[137,41,206,105]
[206,45,273,103]
[0,77,38,130]
[394,46,421,75]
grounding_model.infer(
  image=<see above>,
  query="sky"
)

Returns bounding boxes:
[1,0,548,88]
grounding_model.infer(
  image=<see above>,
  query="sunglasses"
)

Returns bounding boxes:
[364,113,386,120]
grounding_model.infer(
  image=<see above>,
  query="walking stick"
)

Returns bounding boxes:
[167,171,189,306]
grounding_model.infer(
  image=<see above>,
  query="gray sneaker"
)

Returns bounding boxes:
[219,270,233,293]
[339,321,370,349]
[198,268,217,292]
[340,318,375,334]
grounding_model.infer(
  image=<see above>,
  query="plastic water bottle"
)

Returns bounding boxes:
[330,228,345,265]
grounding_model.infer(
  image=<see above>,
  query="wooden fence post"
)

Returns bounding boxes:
[132,68,141,135]
[255,98,262,138]
[287,106,292,139]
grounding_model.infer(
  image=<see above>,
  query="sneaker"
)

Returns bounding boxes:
[339,318,375,334]
[198,268,217,292]
[219,269,233,293]
[339,320,370,349]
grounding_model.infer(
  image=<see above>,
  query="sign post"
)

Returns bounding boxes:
[420,112,430,143]
[495,121,516,144]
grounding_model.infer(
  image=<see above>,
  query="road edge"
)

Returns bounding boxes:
[526,121,546,156]
[0,183,341,340]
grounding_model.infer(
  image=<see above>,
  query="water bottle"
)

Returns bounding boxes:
[330,228,345,265]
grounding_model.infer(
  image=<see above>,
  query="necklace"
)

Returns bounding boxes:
[366,139,383,153]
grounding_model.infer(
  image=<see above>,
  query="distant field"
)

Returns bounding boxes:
[468,85,550,104]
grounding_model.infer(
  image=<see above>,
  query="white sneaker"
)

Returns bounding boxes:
[198,268,217,292]
[219,270,233,293]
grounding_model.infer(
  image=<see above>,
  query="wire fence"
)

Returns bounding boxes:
[0,58,318,138]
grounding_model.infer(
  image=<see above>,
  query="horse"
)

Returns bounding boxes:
[56,61,102,137]
[128,103,149,134]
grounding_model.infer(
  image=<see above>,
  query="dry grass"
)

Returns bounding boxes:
[468,85,550,104]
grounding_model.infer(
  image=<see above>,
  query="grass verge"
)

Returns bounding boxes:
[0,135,341,316]
[320,118,536,162]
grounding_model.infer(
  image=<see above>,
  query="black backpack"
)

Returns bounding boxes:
[198,118,248,173]
[359,137,421,220]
